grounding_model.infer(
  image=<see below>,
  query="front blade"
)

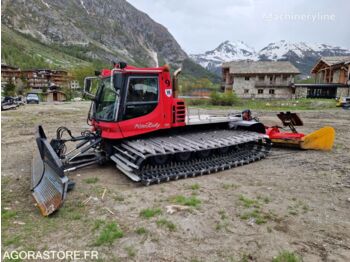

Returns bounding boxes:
[301,126,335,151]
[31,126,68,216]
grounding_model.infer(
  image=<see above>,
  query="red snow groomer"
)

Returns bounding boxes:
[32,63,271,216]
[265,112,335,150]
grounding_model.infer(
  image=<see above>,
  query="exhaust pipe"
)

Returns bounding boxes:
[172,68,182,98]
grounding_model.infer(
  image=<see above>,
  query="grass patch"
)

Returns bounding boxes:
[272,251,301,262]
[240,209,272,224]
[2,209,17,220]
[95,222,123,246]
[2,209,17,227]
[215,220,230,231]
[139,208,162,219]
[191,98,336,111]
[169,195,201,207]
[258,195,271,204]
[3,235,21,247]
[222,183,239,190]
[56,202,84,220]
[288,200,309,215]
[288,209,298,216]
[135,227,148,235]
[92,219,105,231]
[239,195,260,208]
[83,177,99,184]
[112,193,125,202]
[189,183,200,190]
[218,210,228,220]
[124,246,136,258]
[156,218,176,232]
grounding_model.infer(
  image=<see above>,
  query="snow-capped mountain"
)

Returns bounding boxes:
[190,40,350,75]
[190,40,257,73]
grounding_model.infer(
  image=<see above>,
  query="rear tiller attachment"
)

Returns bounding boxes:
[266,112,335,151]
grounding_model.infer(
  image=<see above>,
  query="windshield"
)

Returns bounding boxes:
[94,75,120,121]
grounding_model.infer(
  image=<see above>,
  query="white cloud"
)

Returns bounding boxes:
[127,0,350,53]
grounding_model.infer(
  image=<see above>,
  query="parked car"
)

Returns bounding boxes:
[1,96,18,111]
[13,96,25,106]
[26,93,40,104]
[336,96,350,107]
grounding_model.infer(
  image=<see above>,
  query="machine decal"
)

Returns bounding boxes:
[165,89,172,97]
[135,122,160,129]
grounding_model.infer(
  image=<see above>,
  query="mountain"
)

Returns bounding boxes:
[1,0,187,67]
[1,0,219,82]
[190,40,350,75]
[190,40,256,73]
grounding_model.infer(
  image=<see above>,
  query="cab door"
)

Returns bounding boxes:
[119,75,164,138]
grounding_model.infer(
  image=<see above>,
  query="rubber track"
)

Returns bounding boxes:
[111,129,271,184]
[139,143,270,185]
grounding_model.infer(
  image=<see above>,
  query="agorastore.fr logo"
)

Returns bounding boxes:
[2,250,99,261]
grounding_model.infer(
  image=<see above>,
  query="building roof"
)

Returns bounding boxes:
[311,56,350,73]
[222,61,300,75]
[27,89,43,94]
[1,63,20,70]
[45,90,66,94]
[319,56,350,66]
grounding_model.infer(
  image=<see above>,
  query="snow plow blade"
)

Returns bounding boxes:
[301,126,335,151]
[31,126,68,216]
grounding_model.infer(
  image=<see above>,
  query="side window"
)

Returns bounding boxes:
[124,77,159,120]
[127,77,158,103]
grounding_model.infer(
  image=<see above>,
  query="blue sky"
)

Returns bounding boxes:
[127,0,350,54]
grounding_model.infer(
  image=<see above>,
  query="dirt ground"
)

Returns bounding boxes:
[1,102,350,262]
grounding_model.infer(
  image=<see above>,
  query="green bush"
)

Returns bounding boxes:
[210,91,237,106]
[186,99,208,106]
[222,92,237,106]
[210,91,221,105]
[62,87,74,101]
[3,80,16,96]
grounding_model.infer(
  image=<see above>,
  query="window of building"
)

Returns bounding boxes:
[259,76,264,81]
[258,89,263,94]
[245,76,250,81]
[269,89,275,95]
[244,89,249,94]
[283,75,288,81]
[269,76,273,82]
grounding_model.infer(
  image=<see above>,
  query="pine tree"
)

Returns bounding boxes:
[4,79,16,96]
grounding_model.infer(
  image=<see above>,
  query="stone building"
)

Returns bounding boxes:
[222,61,300,99]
